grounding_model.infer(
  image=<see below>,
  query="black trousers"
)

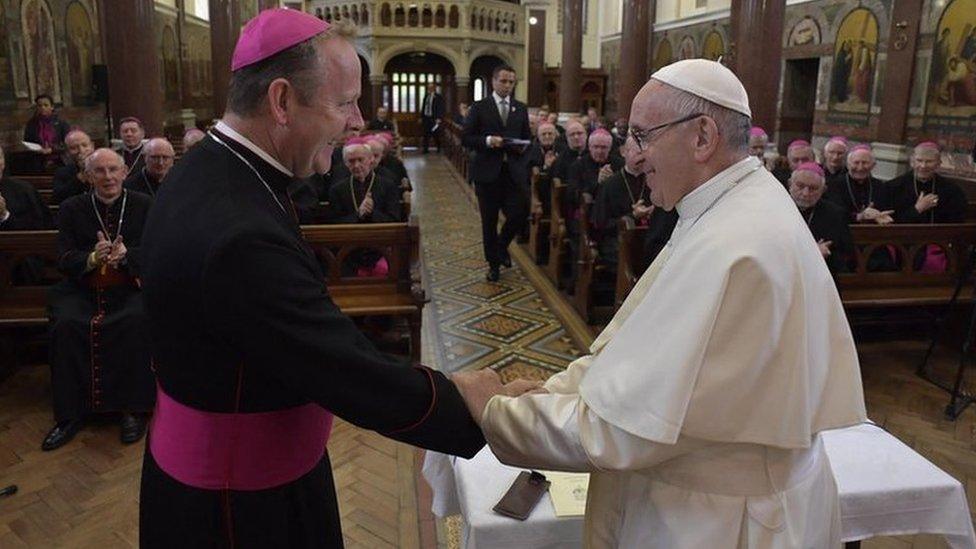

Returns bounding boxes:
[422,117,440,152]
[475,164,528,268]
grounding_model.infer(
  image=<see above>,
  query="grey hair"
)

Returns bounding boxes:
[144,137,174,154]
[226,20,357,117]
[84,148,123,172]
[342,143,371,160]
[656,82,750,154]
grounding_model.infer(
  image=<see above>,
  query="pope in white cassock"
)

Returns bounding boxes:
[472,60,867,547]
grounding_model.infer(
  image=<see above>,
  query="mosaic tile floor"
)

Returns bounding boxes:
[405,153,581,382]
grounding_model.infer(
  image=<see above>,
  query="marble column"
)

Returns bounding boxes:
[209,0,240,118]
[729,0,785,132]
[559,0,583,114]
[617,0,653,120]
[99,0,164,135]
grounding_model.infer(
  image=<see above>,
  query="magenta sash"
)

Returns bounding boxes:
[149,386,333,491]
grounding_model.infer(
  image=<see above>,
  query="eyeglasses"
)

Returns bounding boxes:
[628,112,705,151]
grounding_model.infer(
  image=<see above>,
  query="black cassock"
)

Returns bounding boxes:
[823,175,894,221]
[123,168,163,198]
[52,161,89,205]
[800,199,854,275]
[591,169,648,270]
[47,190,155,423]
[526,142,565,217]
[0,176,52,230]
[139,129,483,548]
[889,171,967,224]
[326,172,401,224]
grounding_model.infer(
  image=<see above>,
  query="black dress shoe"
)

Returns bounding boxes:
[486,266,500,282]
[41,419,83,451]
[500,255,512,269]
[120,413,147,444]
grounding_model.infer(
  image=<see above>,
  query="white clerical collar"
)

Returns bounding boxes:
[675,156,759,220]
[214,120,294,177]
[493,91,510,104]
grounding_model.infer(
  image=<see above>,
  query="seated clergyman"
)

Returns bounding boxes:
[52,129,95,205]
[123,138,175,198]
[824,145,894,225]
[890,142,967,224]
[527,122,563,218]
[327,143,400,224]
[773,139,815,187]
[44,148,155,451]
[591,140,653,272]
[789,162,853,275]
[0,144,52,231]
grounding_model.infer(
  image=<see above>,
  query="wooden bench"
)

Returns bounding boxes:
[573,202,616,323]
[545,182,571,288]
[838,224,976,308]
[0,222,426,370]
[527,172,551,264]
[614,221,976,312]
[15,174,54,191]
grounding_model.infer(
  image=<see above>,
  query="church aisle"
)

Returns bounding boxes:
[407,152,581,382]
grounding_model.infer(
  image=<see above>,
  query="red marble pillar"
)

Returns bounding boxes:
[559,0,583,114]
[209,0,240,118]
[729,0,785,131]
[617,0,653,120]
[99,0,164,135]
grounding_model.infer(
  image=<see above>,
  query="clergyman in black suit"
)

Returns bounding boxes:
[420,83,446,153]
[461,64,531,282]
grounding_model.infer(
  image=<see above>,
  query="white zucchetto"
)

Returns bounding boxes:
[651,59,752,117]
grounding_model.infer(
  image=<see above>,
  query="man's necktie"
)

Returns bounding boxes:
[499,99,509,125]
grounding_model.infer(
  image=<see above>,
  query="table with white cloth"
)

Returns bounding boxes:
[423,423,976,548]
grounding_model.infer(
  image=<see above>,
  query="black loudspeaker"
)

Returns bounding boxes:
[91,64,108,102]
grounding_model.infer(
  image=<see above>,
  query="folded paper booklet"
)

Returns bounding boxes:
[22,141,43,152]
[543,471,590,517]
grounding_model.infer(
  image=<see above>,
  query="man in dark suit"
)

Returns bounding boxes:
[420,83,445,153]
[461,64,531,281]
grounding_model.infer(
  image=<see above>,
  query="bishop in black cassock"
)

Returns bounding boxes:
[890,143,967,224]
[788,163,854,275]
[45,148,154,451]
[0,146,52,230]
[138,11,496,547]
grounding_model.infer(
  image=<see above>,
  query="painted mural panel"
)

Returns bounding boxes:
[678,35,696,60]
[66,2,94,105]
[702,30,724,61]
[829,7,878,114]
[788,16,821,46]
[21,0,61,102]
[926,0,976,125]
[653,39,673,71]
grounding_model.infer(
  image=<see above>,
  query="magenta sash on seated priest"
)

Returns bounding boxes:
[149,385,333,491]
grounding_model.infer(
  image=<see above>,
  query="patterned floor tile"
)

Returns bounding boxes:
[406,154,581,378]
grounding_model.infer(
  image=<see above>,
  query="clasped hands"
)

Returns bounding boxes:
[91,231,127,269]
[856,202,894,225]
[452,369,546,427]
[358,192,374,218]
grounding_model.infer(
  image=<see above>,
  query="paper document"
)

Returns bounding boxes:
[22,141,43,152]
[503,138,531,146]
[543,471,589,517]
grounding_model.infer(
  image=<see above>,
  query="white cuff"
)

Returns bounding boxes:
[485,136,493,146]
[0,211,10,224]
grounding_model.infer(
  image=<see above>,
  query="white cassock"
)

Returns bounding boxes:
[482,156,867,548]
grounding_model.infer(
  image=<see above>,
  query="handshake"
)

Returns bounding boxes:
[452,369,546,427]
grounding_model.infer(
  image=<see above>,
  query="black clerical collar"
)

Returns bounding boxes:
[93,190,122,207]
[124,142,144,154]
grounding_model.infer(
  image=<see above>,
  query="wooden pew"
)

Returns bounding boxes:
[16,174,54,191]
[527,172,550,264]
[0,222,426,366]
[572,201,616,323]
[613,221,976,312]
[545,182,570,287]
[837,224,976,308]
